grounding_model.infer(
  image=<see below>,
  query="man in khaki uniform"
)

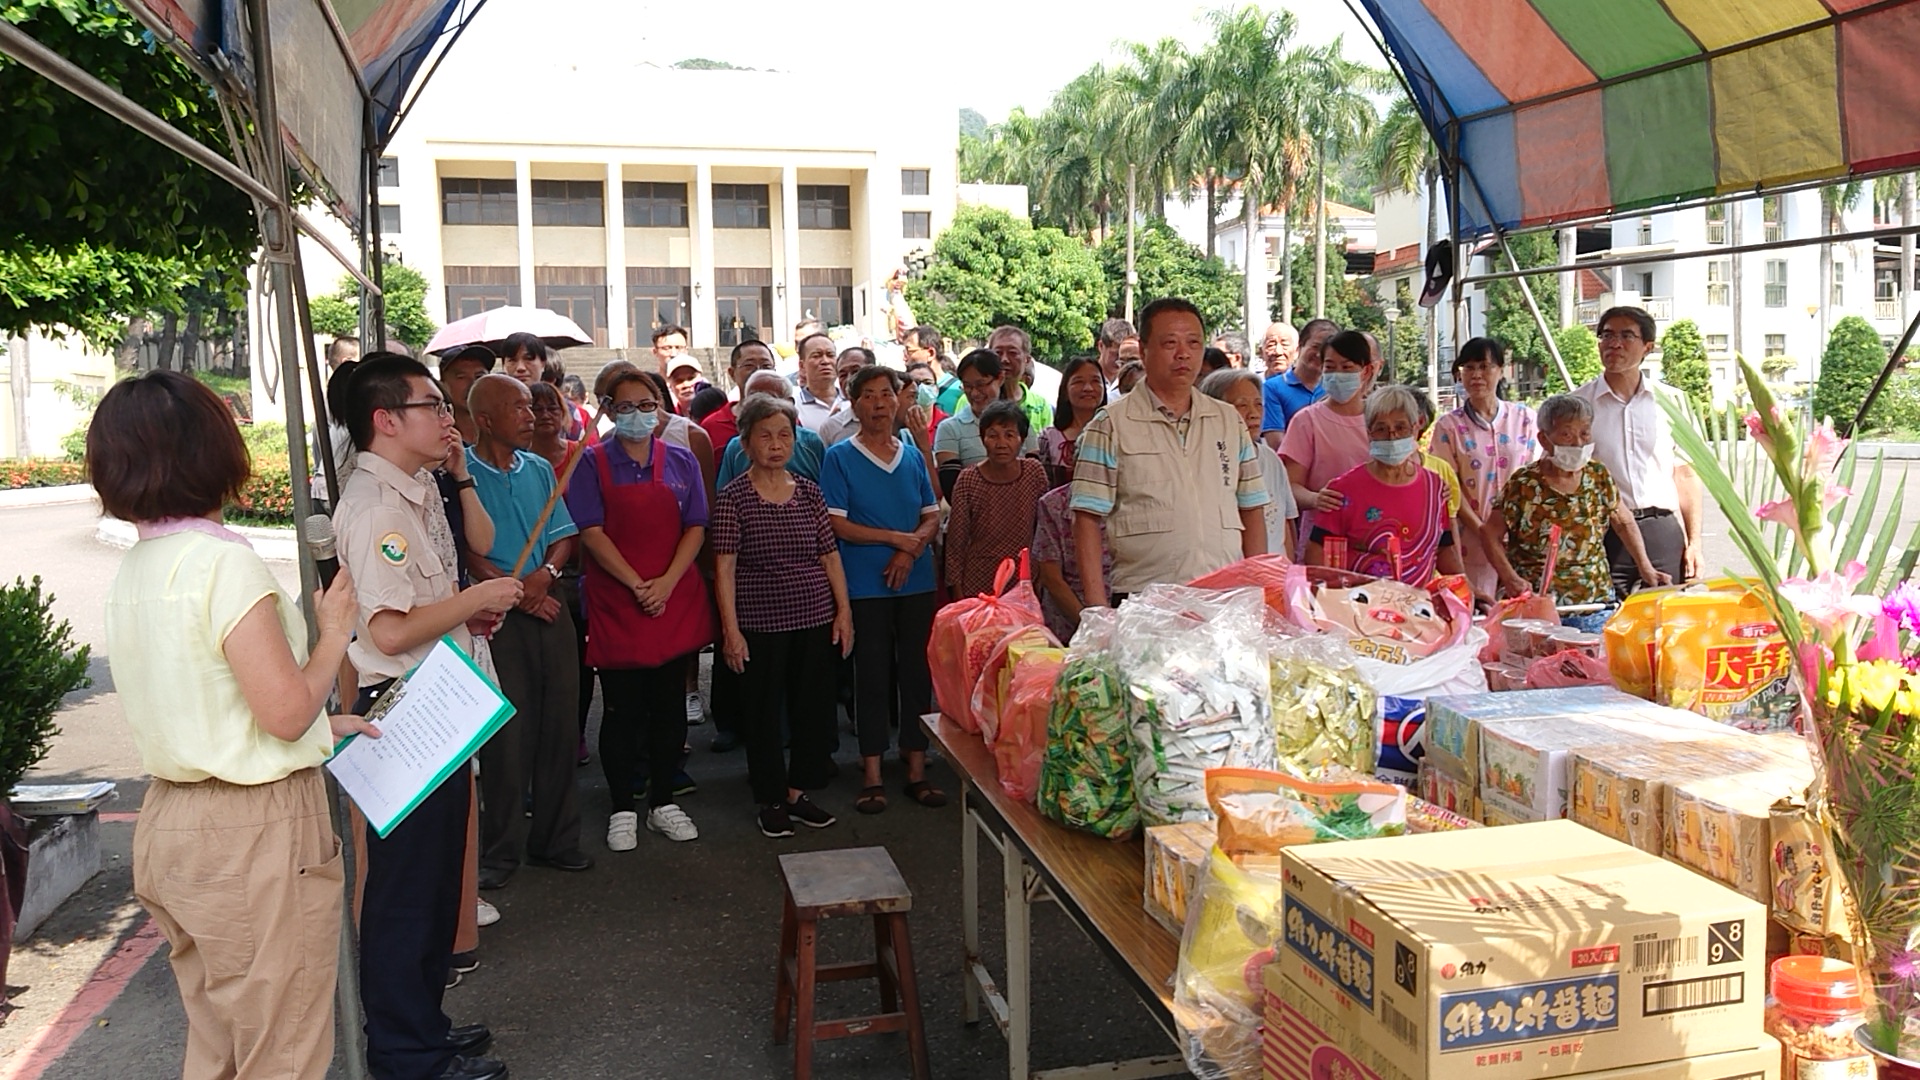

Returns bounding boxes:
[334,354,521,1080]
[1071,298,1269,606]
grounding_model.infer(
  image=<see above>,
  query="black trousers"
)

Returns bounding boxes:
[599,654,692,814]
[739,624,840,804]
[1606,509,1687,598]
[709,645,742,737]
[552,575,597,739]
[354,683,467,1080]
[851,593,936,758]
[480,607,583,870]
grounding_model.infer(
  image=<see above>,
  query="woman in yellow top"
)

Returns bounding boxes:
[96,371,379,1080]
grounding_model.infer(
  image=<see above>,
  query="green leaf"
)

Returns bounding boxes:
[1859,465,1907,594]
[1837,448,1883,568]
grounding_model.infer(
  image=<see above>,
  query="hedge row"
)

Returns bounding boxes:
[0,461,297,525]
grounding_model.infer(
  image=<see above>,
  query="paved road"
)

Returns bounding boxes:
[0,501,1172,1080]
[1,457,1915,1079]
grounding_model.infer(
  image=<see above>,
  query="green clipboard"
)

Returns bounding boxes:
[327,635,517,838]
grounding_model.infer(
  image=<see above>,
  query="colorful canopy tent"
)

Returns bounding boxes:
[1351,0,1920,236]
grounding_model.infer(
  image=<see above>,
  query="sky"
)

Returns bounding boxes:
[427,0,1385,124]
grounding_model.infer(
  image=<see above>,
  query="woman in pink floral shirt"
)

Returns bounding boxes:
[1428,338,1538,608]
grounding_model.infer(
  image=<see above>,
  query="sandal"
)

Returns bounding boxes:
[904,780,949,808]
[855,786,888,814]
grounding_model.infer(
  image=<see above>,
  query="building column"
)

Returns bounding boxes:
[693,163,718,348]
[605,161,628,350]
[780,166,801,335]
[515,159,535,310]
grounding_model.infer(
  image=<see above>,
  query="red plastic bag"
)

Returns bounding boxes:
[1188,554,1294,614]
[972,625,1061,745]
[928,554,1045,732]
[1477,592,1559,664]
[1525,648,1614,689]
[996,647,1067,801]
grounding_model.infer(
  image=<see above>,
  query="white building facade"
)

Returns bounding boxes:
[372,63,958,351]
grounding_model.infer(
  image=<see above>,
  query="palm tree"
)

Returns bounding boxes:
[1103,38,1192,222]
[1374,96,1440,264]
[1820,180,1865,347]
[1297,40,1391,319]
[1033,66,1125,241]
[1179,6,1316,334]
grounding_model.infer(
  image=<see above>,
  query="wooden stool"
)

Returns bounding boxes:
[774,846,930,1080]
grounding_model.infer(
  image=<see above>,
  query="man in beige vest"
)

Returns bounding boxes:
[1071,297,1269,606]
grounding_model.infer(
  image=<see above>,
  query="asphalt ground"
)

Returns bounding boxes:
[1,459,1916,1079]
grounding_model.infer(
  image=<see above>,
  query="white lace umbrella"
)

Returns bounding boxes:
[426,306,592,355]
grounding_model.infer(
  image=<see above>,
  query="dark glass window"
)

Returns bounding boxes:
[441,178,517,225]
[377,156,400,187]
[622,182,689,227]
[902,211,931,239]
[901,168,929,196]
[531,180,605,227]
[378,204,401,235]
[795,185,851,230]
[713,184,771,229]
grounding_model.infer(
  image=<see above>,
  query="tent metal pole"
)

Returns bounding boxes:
[0,19,283,211]
[1492,226,1574,391]
[1852,304,1920,436]
[242,0,368,1074]
[1462,223,1920,287]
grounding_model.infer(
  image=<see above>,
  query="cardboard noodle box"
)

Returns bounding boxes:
[1261,965,1780,1080]
[1478,710,1737,824]
[1278,821,1766,1080]
[1568,738,1798,854]
[1668,765,1815,904]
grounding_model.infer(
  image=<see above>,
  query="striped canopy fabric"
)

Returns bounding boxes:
[1355,0,1920,235]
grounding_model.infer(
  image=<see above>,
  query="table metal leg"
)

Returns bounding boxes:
[962,786,981,1025]
[1004,826,1032,1080]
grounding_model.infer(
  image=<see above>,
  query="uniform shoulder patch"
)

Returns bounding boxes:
[378,532,409,566]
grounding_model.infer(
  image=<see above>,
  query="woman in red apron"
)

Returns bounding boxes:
[565,369,715,852]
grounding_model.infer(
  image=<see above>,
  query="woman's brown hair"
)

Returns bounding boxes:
[86,370,250,523]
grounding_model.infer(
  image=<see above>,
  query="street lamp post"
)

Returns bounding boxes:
[1384,306,1401,386]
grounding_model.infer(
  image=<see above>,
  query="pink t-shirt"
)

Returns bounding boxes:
[1280,402,1370,548]
[1310,463,1452,586]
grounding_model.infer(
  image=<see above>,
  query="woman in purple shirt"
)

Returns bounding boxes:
[711,395,853,839]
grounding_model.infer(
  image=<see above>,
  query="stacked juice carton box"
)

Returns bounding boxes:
[1262,820,1776,1080]
[1420,689,1747,828]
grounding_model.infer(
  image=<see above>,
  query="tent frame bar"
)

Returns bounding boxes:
[1460,223,1920,288]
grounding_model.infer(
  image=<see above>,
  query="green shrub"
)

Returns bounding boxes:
[1545,326,1603,396]
[230,466,295,524]
[241,421,290,468]
[60,425,87,463]
[0,578,91,795]
[1867,368,1920,436]
[1815,315,1888,433]
[1658,319,1711,413]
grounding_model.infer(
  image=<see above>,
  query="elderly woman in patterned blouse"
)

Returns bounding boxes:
[711,394,853,839]
[1482,394,1671,632]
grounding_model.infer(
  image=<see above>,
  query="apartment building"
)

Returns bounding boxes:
[373,61,957,350]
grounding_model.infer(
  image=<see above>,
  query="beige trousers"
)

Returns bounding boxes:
[133,768,340,1080]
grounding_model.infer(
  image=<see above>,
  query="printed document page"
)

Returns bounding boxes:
[327,637,514,837]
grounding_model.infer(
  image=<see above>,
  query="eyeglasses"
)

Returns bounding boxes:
[388,399,453,418]
[607,400,661,415]
[1598,330,1643,343]
[960,379,997,394]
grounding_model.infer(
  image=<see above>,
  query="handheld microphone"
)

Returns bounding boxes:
[304,514,341,589]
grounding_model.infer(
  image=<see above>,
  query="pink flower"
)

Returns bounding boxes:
[1886,581,1920,635]
[1804,419,1850,480]
[1859,613,1902,662]
[1778,562,1881,639]
[1744,412,1774,452]
[1891,948,1920,983]
[1756,498,1799,531]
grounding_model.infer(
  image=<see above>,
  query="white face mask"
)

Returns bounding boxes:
[1551,442,1594,472]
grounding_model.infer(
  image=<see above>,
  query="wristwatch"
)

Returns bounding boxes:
[542,562,562,580]
[454,477,476,491]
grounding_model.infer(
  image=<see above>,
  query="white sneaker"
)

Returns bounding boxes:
[476,899,500,928]
[607,810,639,852]
[685,692,706,725]
[646,803,698,842]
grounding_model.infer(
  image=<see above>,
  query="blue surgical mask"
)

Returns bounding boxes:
[1321,371,1363,404]
[916,382,938,408]
[614,409,659,441]
[1370,437,1418,466]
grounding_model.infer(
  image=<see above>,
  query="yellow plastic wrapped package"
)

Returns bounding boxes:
[1602,586,1668,700]
[1173,847,1284,1080]
[1656,590,1801,734]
